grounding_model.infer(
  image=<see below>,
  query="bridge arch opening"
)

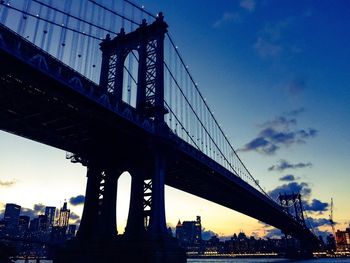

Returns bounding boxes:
[116,171,131,234]
[122,50,139,108]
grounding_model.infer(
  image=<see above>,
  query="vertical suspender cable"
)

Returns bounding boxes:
[45,2,55,53]
[180,64,183,138]
[40,0,51,50]
[168,40,173,130]
[185,74,189,143]
[121,0,126,29]
[76,1,88,73]
[83,6,93,77]
[57,0,72,62]
[69,0,83,69]
[32,2,43,45]
[17,0,31,36]
[0,0,9,25]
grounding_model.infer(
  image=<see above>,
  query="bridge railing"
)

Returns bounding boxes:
[0,0,269,198]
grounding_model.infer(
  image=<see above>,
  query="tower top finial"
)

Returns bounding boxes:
[176,219,182,227]
[119,28,125,36]
[157,12,164,21]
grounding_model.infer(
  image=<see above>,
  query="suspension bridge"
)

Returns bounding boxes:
[0,0,319,262]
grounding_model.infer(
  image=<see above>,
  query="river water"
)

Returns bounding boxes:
[14,258,350,263]
[187,259,350,263]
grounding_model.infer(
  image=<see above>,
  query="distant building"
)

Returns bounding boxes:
[45,206,56,229]
[0,220,6,236]
[38,215,48,232]
[50,226,67,243]
[67,224,77,238]
[29,217,39,232]
[3,203,21,232]
[18,215,30,236]
[336,225,350,252]
[176,216,202,247]
[57,202,70,228]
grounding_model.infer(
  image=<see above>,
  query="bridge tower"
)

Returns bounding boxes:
[279,193,306,228]
[55,14,185,263]
[279,193,313,259]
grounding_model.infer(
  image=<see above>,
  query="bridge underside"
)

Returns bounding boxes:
[0,28,318,251]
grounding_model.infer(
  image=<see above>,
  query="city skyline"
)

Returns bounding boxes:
[0,0,349,241]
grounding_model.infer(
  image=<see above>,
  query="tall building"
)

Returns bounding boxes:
[45,206,56,229]
[176,216,202,247]
[57,202,70,228]
[38,215,48,232]
[29,217,39,232]
[18,215,30,236]
[3,203,21,231]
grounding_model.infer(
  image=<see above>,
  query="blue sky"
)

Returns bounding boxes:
[0,0,349,238]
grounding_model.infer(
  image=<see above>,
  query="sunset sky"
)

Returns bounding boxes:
[0,0,349,240]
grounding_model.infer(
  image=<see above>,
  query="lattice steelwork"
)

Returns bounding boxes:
[143,179,152,228]
[144,39,157,117]
[97,170,106,215]
[279,193,307,228]
[107,53,118,94]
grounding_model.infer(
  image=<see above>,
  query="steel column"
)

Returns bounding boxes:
[148,149,168,237]
[76,165,101,239]
[76,163,120,240]
[125,165,147,237]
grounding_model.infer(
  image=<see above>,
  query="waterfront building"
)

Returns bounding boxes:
[57,202,70,228]
[3,203,21,232]
[176,216,202,248]
[336,225,350,252]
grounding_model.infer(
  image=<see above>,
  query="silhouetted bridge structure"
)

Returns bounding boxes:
[0,1,319,262]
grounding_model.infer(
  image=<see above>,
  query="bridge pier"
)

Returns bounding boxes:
[76,163,120,241]
[124,164,147,238]
[54,151,185,263]
[284,236,314,259]
[122,150,185,263]
[148,150,168,237]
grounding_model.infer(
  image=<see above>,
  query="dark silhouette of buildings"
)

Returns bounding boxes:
[336,225,350,252]
[18,215,30,237]
[3,204,21,233]
[0,202,77,259]
[174,216,341,256]
[176,216,202,248]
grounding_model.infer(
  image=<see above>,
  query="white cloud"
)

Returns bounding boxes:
[0,179,16,187]
[213,12,241,28]
[253,37,282,58]
[240,0,256,12]
[253,18,295,58]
